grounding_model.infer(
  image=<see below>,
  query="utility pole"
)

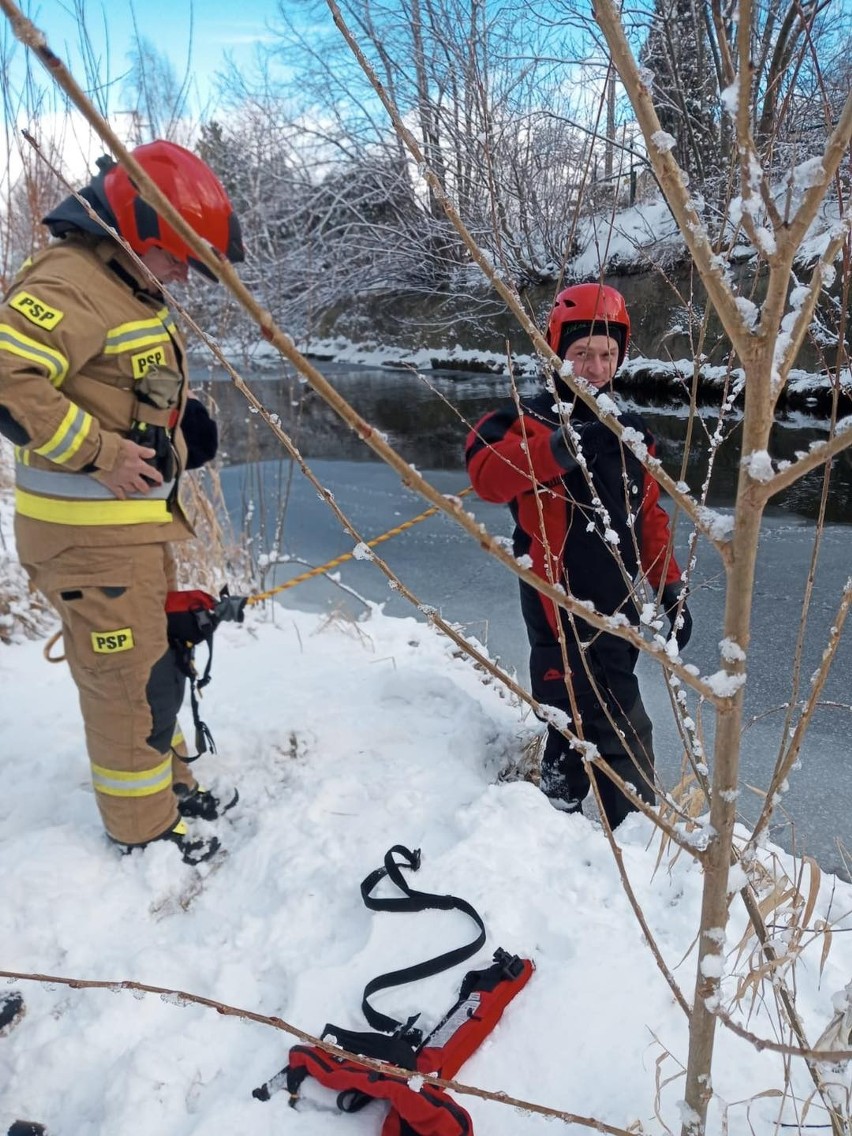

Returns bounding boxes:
[604,62,615,182]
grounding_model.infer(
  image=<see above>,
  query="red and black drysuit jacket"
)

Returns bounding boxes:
[465,382,681,764]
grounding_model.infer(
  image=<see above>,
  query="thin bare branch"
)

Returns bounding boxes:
[747,577,852,853]
[0,968,637,1135]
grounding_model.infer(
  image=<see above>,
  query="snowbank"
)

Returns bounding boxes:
[3,597,852,1133]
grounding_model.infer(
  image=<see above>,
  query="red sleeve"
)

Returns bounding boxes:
[638,445,682,588]
[465,409,567,504]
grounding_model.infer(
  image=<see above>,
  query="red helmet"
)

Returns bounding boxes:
[546,283,630,366]
[103,140,244,277]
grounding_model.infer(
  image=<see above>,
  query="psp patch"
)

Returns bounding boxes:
[131,346,167,379]
[10,291,64,330]
[91,628,135,654]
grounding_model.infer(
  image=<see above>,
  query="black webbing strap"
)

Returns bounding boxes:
[358,845,487,1038]
[177,631,217,758]
[186,671,216,758]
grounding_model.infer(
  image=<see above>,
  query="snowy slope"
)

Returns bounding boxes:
[2,596,852,1134]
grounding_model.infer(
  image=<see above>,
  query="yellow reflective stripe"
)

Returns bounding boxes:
[103,316,171,355]
[15,487,172,526]
[0,323,68,387]
[14,445,30,465]
[91,755,172,798]
[158,307,177,334]
[33,403,93,464]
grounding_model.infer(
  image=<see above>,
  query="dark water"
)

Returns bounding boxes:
[203,363,852,523]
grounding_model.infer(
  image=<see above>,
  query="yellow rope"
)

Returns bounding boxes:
[247,486,473,605]
[42,490,474,658]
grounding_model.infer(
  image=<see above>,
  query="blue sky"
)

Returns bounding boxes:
[22,0,284,108]
[1,0,290,178]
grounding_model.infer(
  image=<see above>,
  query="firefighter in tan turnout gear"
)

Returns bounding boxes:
[0,140,245,863]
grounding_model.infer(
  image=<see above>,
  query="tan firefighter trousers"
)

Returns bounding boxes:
[23,542,198,845]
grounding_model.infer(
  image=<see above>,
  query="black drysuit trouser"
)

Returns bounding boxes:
[521,581,656,829]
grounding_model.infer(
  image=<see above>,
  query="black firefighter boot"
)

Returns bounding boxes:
[173,782,239,822]
[114,819,221,866]
[538,727,587,814]
[170,733,239,822]
[162,819,222,864]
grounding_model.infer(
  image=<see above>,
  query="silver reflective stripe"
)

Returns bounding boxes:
[36,405,91,464]
[15,462,174,500]
[91,754,173,798]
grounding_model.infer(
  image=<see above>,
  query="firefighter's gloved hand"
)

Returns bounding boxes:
[214,593,248,624]
[661,583,693,651]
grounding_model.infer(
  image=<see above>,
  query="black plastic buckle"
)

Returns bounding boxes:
[493,947,525,979]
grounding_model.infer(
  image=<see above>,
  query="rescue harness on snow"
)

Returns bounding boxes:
[164,587,248,757]
[253,845,534,1135]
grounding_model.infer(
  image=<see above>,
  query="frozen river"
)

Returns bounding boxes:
[218,455,852,882]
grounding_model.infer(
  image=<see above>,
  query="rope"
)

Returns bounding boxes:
[43,629,65,663]
[40,488,474,656]
[248,486,473,605]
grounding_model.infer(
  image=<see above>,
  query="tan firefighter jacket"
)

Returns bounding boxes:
[0,234,195,560]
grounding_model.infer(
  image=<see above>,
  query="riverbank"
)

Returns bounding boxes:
[220,333,852,416]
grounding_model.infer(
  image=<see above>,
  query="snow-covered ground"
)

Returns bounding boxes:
[3,466,852,1133]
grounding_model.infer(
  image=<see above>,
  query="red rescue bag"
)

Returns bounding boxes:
[286,1046,473,1136]
[253,846,534,1136]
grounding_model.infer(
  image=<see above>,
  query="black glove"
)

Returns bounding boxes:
[574,419,621,454]
[214,589,248,624]
[661,583,693,651]
[181,397,219,470]
[549,419,620,471]
[128,420,175,481]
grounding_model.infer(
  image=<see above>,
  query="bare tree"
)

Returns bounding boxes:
[639,0,720,190]
[636,0,848,215]
[206,0,600,328]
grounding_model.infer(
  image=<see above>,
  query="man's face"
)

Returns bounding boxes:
[562,334,620,389]
[141,246,189,285]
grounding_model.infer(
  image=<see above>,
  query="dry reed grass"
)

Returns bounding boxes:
[0,442,52,644]
[173,464,253,597]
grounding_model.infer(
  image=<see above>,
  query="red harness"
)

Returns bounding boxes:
[253,846,533,1136]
